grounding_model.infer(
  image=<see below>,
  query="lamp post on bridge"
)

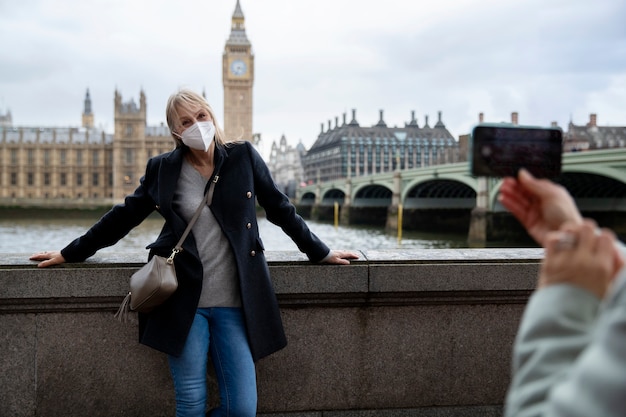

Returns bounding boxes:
[468,177,489,246]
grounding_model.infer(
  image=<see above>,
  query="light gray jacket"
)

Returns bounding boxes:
[504,247,626,417]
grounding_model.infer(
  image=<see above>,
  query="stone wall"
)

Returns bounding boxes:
[0,249,543,417]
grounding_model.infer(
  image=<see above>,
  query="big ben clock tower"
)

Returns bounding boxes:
[223,0,254,141]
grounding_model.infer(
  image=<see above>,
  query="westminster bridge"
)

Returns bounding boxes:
[296,148,626,243]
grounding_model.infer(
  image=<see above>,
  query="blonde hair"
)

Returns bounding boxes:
[165,88,227,148]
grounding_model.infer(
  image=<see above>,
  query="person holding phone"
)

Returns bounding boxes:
[499,169,626,417]
[30,88,359,417]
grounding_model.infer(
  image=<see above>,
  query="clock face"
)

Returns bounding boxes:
[230,59,247,76]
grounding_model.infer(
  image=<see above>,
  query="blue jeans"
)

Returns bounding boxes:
[168,308,257,417]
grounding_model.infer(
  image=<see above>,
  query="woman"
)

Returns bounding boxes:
[499,169,626,416]
[30,88,359,417]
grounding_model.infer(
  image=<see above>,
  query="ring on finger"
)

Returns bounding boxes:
[555,232,577,251]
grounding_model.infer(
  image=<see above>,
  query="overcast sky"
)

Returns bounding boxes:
[1,0,625,158]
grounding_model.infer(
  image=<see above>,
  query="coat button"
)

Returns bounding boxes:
[246,222,251,229]
[246,191,252,198]
[250,250,256,257]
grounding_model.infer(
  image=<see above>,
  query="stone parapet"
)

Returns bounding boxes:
[0,249,543,417]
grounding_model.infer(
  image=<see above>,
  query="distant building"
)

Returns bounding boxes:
[267,134,305,198]
[0,89,173,205]
[0,109,12,128]
[301,109,458,183]
[564,113,626,151]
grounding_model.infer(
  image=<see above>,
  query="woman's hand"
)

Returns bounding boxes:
[540,220,624,299]
[322,250,360,265]
[498,168,583,247]
[29,251,66,268]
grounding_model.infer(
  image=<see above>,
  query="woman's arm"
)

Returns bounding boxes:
[505,222,625,417]
[30,160,158,266]
[246,143,358,264]
[504,284,600,417]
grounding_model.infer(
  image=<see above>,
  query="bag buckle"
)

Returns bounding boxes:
[167,248,180,264]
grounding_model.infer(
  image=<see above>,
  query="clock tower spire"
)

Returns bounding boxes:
[223,0,254,141]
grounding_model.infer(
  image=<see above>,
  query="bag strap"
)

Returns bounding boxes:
[170,174,220,261]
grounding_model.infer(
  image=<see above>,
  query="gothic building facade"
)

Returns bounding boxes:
[0,89,172,206]
[267,135,306,198]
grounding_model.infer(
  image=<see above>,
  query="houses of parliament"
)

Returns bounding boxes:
[0,0,255,207]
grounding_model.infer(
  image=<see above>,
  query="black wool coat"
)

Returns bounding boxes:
[61,141,330,361]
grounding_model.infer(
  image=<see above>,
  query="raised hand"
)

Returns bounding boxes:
[498,168,583,247]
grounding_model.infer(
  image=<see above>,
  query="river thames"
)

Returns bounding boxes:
[0,212,534,255]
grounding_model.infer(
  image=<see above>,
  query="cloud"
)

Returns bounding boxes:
[1,0,625,158]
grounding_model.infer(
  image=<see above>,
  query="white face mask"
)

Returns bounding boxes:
[177,121,215,152]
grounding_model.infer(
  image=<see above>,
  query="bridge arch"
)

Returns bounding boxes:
[563,165,626,184]
[491,169,626,212]
[558,171,626,211]
[404,179,477,209]
[321,188,346,206]
[559,172,626,197]
[352,184,393,207]
[300,191,316,206]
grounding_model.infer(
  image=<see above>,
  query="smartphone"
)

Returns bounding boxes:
[470,124,563,178]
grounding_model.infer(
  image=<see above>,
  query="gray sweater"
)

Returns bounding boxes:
[172,159,241,307]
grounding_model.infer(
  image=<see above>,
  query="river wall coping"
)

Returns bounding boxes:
[2,248,544,267]
[1,249,544,303]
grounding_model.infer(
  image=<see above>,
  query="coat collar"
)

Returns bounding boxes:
[158,144,229,209]
[158,147,184,212]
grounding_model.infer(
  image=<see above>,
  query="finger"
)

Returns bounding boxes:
[518,169,541,190]
[611,238,626,274]
[574,221,598,253]
[38,258,59,268]
[498,178,518,197]
[37,260,52,268]
[518,169,560,200]
[547,223,589,256]
[544,231,568,256]
[499,184,534,216]
[596,230,615,255]
[595,228,624,272]
[331,250,357,259]
[498,193,528,218]
[552,231,577,252]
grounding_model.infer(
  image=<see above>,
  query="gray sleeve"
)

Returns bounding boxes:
[504,284,599,417]
[505,271,626,417]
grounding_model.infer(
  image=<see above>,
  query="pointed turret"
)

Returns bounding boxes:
[434,111,446,128]
[227,0,250,46]
[82,88,94,128]
[405,110,419,128]
[375,109,387,127]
